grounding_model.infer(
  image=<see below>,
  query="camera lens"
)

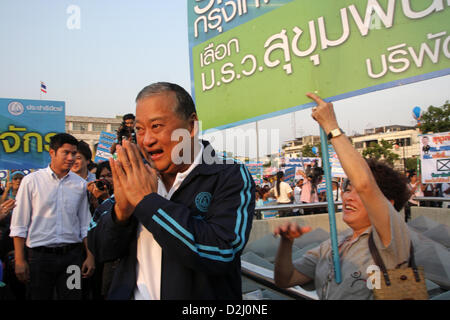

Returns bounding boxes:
[95,180,105,191]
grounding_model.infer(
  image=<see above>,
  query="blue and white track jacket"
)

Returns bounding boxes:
[88,143,255,300]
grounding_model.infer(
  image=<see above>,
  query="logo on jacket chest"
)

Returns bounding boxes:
[195,192,212,213]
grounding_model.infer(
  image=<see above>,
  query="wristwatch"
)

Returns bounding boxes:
[327,128,344,140]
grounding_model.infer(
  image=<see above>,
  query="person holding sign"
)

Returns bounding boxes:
[274,93,411,299]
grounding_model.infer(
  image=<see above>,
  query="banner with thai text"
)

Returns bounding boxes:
[328,144,347,178]
[94,131,116,163]
[0,98,65,170]
[188,0,450,130]
[420,131,450,183]
[246,161,264,184]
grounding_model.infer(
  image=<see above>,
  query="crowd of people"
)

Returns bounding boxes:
[0,83,447,301]
[255,167,341,217]
[255,158,449,221]
[0,82,255,300]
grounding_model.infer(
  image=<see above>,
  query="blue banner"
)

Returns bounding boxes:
[94,131,116,163]
[0,98,65,170]
[245,161,263,184]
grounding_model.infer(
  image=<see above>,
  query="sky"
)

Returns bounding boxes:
[0,0,449,158]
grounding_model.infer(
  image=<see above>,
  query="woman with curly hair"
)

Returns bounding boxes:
[274,93,411,300]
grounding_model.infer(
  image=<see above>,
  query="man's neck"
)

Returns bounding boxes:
[50,164,69,179]
[160,163,191,191]
[160,140,202,191]
[77,168,88,180]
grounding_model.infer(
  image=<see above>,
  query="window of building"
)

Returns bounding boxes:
[354,142,364,149]
[92,123,107,132]
[110,124,121,133]
[72,122,88,131]
[365,140,378,148]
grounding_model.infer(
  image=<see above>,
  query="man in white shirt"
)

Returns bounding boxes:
[10,133,95,300]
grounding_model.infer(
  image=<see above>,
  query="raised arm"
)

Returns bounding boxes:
[307,93,392,246]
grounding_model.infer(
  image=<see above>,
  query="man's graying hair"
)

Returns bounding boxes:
[135,82,196,120]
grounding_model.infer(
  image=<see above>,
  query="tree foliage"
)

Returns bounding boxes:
[362,139,399,165]
[419,101,450,133]
[300,143,322,158]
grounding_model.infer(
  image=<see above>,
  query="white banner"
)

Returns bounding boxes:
[420,132,450,184]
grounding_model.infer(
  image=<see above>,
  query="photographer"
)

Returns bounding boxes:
[110,113,136,155]
[299,166,323,214]
[87,161,114,214]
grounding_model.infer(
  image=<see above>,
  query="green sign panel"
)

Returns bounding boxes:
[188,0,450,131]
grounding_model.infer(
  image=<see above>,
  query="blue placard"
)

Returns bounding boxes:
[0,98,65,170]
[94,131,116,163]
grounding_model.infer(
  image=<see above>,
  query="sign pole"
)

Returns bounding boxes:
[319,127,342,284]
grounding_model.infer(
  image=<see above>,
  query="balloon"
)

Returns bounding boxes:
[412,106,421,120]
[312,146,318,155]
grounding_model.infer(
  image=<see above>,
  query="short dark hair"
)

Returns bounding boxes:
[77,140,92,161]
[87,161,98,171]
[123,113,135,121]
[366,159,410,211]
[49,133,78,152]
[135,82,196,120]
[96,161,111,180]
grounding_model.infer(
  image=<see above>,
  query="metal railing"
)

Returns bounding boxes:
[245,197,450,299]
[254,197,450,218]
[414,197,450,206]
[241,260,318,300]
[254,201,342,219]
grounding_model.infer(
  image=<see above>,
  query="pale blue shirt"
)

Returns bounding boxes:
[10,166,91,248]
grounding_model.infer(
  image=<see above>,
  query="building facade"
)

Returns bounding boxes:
[350,125,421,171]
[65,115,123,154]
[283,135,321,158]
[280,125,421,172]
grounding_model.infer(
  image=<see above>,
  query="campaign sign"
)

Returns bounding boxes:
[0,98,65,170]
[328,144,347,178]
[282,165,295,184]
[188,0,450,131]
[246,161,263,184]
[420,131,450,183]
[94,131,116,163]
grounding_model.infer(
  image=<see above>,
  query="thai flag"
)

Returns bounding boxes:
[40,81,47,94]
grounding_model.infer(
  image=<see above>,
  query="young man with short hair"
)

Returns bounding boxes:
[10,133,95,300]
[71,140,96,182]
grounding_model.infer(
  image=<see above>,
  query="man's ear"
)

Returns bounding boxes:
[49,148,56,159]
[189,113,199,138]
